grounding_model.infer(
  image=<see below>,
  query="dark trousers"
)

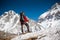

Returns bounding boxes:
[21,22,30,33]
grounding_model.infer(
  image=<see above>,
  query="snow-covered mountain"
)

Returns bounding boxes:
[0,10,43,35]
[39,3,60,20]
[33,3,60,40]
[0,3,60,40]
[38,3,60,29]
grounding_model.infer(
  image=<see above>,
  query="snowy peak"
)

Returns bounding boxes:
[51,3,60,9]
[38,3,60,23]
[3,10,16,16]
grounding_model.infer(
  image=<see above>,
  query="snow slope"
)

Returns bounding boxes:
[11,20,60,40]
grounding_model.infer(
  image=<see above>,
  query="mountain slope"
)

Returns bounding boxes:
[38,3,60,29]
[0,10,43,35]
[11,3,60,40]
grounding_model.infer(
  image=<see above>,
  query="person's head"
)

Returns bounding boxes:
[20,11,24,16]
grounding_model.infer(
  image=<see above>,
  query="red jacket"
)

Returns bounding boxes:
[24,16,29,22]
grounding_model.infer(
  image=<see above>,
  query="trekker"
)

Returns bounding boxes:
[20,11,30,33]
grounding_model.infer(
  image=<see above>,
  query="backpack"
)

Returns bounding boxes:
[23,16,29,22]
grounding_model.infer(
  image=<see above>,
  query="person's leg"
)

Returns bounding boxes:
[21,23,24,33]
[25,23,30,32]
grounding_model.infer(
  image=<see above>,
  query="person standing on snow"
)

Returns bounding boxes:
[20,11,30,33]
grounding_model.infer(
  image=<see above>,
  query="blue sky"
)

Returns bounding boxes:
[0,0,60,21]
